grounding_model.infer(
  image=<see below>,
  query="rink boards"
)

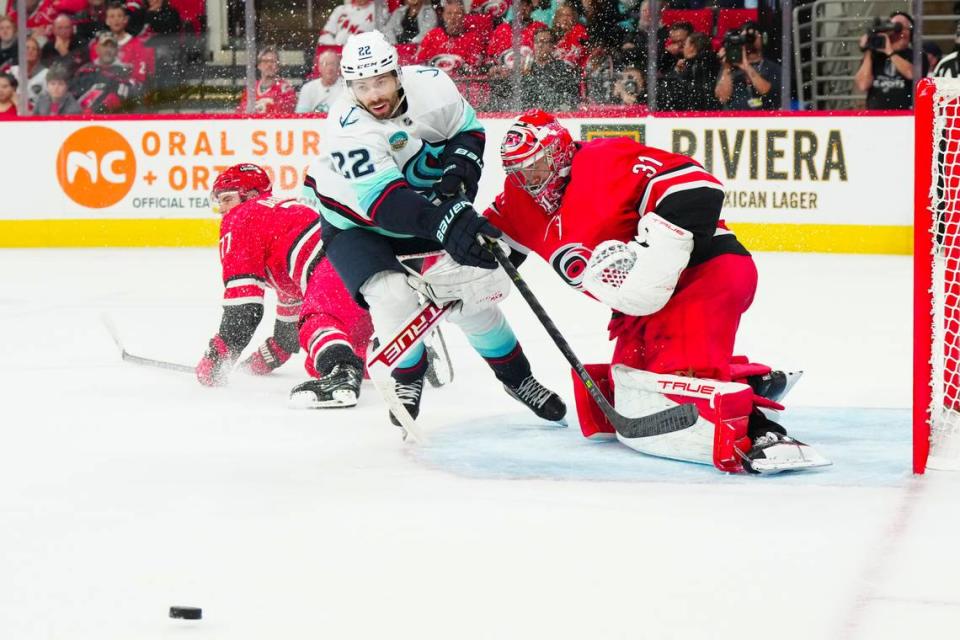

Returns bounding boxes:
[0,112,912,253]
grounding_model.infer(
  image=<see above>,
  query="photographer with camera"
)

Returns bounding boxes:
[715,21,780,111]
[854,11,927,110]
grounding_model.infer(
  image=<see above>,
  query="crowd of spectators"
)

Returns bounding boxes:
[5,0,949,117]
[305,0,781,113]
[0,0,187,116]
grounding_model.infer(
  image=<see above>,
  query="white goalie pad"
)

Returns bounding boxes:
[408,249,512,315]
[611,365,752,470]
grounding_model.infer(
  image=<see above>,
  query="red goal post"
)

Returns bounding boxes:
[915,77,960,473]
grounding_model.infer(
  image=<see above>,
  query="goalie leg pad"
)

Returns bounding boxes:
[611,365,753,473]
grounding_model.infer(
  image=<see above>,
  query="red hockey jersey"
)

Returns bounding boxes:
[219,196,325,323]
[237,78,297,114]
[7,0,87,36]
[554,23,589,67]
[486,20,546,59]
[484,137,738,290]
[415,26,485,72]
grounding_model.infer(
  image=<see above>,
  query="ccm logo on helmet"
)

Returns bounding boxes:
[549,243,592,288]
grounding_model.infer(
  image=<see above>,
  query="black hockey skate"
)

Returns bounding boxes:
[504,376,567,422]
[389,377,425,427]
[746,370,803,403]
[742,431,831,474]
[289,362,362,408]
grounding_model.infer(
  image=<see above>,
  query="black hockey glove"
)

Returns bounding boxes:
[433,198,502,269]
[432,147,484,202]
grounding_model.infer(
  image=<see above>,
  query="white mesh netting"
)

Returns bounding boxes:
[928,78,960,470]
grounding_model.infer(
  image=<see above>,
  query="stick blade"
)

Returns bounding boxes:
[612,403,699,439]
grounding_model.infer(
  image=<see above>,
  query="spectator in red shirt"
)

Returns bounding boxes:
[552,3,589,67]
[486,0,545,66]
[5,0,88,39]
[0,71,18,118]
[41,14,91,75]
[89,2,154,84]
[485,0,547,109]
[237,45,296,114]
[416,0,485,74]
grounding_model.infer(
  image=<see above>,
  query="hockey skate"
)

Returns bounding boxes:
[289,362,362,408]
[504,376,567,423]
[389,376,425,428]
[747,370,803,403]
[741,432,831,474]
[424,328,454,388]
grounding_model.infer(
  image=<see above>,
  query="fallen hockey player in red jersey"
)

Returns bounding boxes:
[483,110,830,474]
[196,163,374,408]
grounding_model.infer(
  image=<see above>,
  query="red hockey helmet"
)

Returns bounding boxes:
[211,163,272,201]
[500,109,575,214]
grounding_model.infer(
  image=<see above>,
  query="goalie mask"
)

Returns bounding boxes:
[500,109,575,214]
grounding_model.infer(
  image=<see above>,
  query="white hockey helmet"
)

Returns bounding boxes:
[340,30,400,83]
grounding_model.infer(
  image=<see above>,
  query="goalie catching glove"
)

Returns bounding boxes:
[582,213,694,316]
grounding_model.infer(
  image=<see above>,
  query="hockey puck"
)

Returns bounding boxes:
[169,606,202,620]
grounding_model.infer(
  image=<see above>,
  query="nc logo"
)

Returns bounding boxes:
[56,126,136,208]
[65,150,129,185]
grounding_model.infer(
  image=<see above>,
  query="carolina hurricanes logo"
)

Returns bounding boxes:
[549,243,592,288]
[498,46,533,71]
[429,54,465,73]
[480,0,510,17]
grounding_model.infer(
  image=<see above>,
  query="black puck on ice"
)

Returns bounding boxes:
[169,606,202,620]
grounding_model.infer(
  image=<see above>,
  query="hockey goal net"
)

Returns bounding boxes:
[916,77,960,473]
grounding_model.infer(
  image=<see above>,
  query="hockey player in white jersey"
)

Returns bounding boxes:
[303,30,566,428]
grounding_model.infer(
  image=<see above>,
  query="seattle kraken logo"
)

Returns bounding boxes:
[549,243,592,289]
[402,140,446,191]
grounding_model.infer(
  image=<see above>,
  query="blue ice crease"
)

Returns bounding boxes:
[414,407,912,487]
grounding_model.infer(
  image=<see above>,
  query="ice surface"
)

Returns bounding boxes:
[1,248,958,639]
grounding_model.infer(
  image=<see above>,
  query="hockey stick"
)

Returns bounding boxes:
[484,240,699,439]
[100,314,195,374]
[366,300,456,443]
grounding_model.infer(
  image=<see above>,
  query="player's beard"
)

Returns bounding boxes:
[362,88,406,120]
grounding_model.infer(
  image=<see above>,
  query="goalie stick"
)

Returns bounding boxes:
[366,300,456,443]
[484,239,699,439]
[100,314,195,373]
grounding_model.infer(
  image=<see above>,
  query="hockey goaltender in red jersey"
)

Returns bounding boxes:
[196,163,374,408]
[484,110,830,474]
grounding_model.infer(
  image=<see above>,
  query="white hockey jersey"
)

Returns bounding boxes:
[317,0,376,46]
[303,66,483,238]
[296,77,346,114]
